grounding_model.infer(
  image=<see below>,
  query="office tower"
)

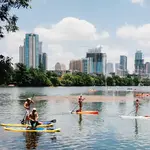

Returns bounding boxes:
[115,63,120,75]
[145,62,150,74]
[19,46,24,64]
[82,58,88,74]
[120,55,127,76]
[55,62,61,71]
[39,42,42,67]
[120,55,127,71]
[106,63,114,75]
[134,50,144,75]
[69,59,83,72]
[24,33,39,68]
[42,53,47,71]
[86,46,107,74]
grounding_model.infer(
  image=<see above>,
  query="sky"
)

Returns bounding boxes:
[1,0,150,72]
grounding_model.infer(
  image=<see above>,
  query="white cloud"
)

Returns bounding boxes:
[0,17,109,70]
[131,0,144,5]
[34,17,109,42]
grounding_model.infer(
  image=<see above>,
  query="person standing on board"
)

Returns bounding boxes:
[29,108,42,129]
[24,97,34,124]
[76,95,85,112]
[135,99,139,116]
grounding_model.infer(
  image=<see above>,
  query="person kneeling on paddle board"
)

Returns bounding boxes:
[24,98,34,124]
[29,108,42,129]
[76,95,85,112]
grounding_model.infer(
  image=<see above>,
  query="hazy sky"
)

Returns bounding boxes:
[1,0,150,72]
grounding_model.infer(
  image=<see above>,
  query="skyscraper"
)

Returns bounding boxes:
[120,55,127,76]
[134,50,144,75]
[82,58,88,73]
[106,63,114,75]
[86,46,107,75]
[39,42,42,67]
[42,53,47,71]
[24,33,39,68]
[19,46,24,64]
[120,55,127,71]
[69,60,83,72]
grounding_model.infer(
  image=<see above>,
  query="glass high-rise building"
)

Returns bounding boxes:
[82,58,88,73]
[24,33,39,68]
[42,53,47,71]
[86,47,107,75]
[120,55,127,71]
[134,50,144,75]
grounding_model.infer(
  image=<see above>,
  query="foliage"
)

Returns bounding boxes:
[1,55,150,87]
[0,0,32,38]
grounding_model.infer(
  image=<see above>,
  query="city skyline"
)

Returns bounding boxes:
[1,0,150,72]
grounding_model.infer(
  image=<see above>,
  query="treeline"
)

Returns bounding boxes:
[1,55,150,87]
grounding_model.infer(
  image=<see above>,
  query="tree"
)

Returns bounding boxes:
[0,0,31,38]
[0,55,13,84]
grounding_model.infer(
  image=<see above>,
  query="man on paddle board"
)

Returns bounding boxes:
[76,95,85,112]
[24,98,34,124]
[135,99,139,116]
[29,108,42,129]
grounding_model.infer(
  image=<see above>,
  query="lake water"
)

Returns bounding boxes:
[0,86,150,149]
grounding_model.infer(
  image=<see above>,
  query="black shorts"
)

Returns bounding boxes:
[30,120,39,127]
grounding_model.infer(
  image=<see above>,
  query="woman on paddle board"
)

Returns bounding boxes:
[24,98,34,124]
[76,95,85,112]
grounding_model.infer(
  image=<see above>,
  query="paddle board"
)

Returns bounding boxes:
[4,127,61,133]
[72,111,99,115]
[120,115,150,119]
[0,121,54,127]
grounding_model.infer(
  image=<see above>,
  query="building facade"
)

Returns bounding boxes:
[19,46,24,64]
[24,33,39,68]
[106,63,114,75]
[69,60,83,72]
[86,47,107,75]
[120,55,127,76]
[42,53,47,71]
[134,50,145,75]
[82,58,88,73]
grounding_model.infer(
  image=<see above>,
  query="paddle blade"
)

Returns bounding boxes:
[20,119,25,125]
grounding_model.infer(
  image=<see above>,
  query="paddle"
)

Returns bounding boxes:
[20,94,35,124]
[40,119,56,124]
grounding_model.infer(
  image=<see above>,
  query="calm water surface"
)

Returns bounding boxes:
[0,86,150,150]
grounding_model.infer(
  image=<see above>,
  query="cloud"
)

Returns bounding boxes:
[131,0,144,5]
[0,17,109,70]
[34,17,109,42]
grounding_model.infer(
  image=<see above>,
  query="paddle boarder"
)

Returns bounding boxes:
[76,95,85,112]
[135,99,139,116]
[24,97,34,124]
[29,108,42,129]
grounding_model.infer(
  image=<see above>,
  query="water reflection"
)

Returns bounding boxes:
[134,119,138,137]
[23,131,57,149]
[78,114,83,131]
[23,132,41,149]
